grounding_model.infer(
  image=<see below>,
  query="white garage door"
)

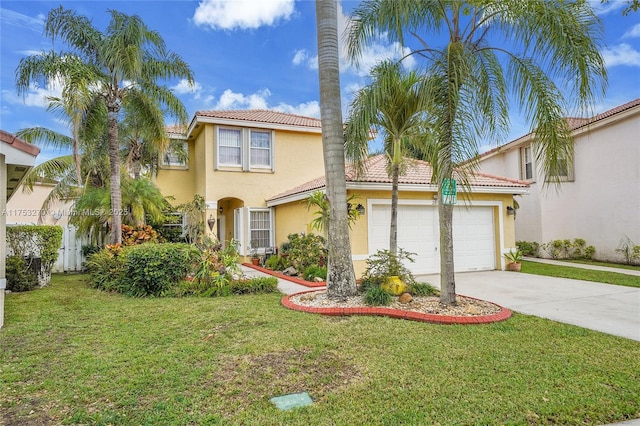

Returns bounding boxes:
[370,204,439,274]
[369,204,496,274]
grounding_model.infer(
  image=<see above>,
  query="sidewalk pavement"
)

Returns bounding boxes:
[240,264,317,295]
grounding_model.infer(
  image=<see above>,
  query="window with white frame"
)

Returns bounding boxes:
[218,128,242,166]
[161,141,188,167]
[249,209,272,249]
[216,127,273,170]
[547,153,574,181]
[250,130,271,167]
[520,145,534,181]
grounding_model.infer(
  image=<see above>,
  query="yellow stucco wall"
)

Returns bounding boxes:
[154,139,197,205]
[156,122,325,248]
[156,124,324,206]
[273,189,517,277]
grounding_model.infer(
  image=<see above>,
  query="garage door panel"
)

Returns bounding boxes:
[453,207,495,271]
[370,203,496,275]
[370,205,438,274]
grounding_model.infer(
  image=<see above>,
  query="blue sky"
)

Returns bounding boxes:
[1,0,639,164]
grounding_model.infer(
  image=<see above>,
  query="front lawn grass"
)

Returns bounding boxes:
[521,260,640,288]
[2,274,639,425]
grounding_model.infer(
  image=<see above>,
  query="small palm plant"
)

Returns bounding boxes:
[504,249,523,272]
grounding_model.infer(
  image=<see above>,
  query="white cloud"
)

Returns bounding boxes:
[2,81,63,108]
[171,79,202,99]
[622,23,640,39]
[0,8,44,31]
[601,43,640,67]
[274,101,320,118]
[210,88,320,117]
[587,0,627,15]
[193,0,295,30]
[293,2,415,76]
[214,88,270,109]
[292,49,308,66]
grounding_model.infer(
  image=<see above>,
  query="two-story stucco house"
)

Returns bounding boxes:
[156,110,529,276]
[476,98,640,261]
[155,110,326,254]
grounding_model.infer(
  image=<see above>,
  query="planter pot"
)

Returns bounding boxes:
[506,262,522,272]
[251,258,260,266]
[381,275,407,295]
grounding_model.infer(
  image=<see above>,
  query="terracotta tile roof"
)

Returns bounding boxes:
[194,109,322,129]
[479,98,640,159]
[165,125,187,135]
[0,129,40,156]
[267,155,528,202]
[567,97,640,131]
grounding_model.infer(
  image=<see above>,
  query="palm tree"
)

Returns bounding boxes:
[315,0,357,300]
[345,60,433,255]
[347,0,607,305]
[16,6,194,244]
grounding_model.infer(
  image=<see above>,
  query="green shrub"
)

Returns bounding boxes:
[359,275,384,293]
[171,276,278,297]
[303,265,327,281]
[264,255,288,271]
[361,249,417,286]
[616,236,639,265]
[409,282,439,297]
[364,286,392,306]
[5,256,39,292]
[229,277,278,295]
[516,241,540,257]
[584,245,596,260]
[119,243,198,297]
[6,225,63,286]
[285,233,327,272]
[85,248,126,292]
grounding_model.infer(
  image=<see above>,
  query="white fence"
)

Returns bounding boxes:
[7,224,87,272]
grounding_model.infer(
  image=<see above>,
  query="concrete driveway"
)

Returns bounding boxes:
[416,271,640,341]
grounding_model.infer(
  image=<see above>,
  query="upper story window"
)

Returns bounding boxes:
[216,126,274,171]
[218,128,242,166]
[161,140,188,168]
[520,145,534,181]
[250,131,272,167]
[547,154,575,182]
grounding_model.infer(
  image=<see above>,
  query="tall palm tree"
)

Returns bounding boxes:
[347,0,607,305]
[345,60,433,255]
[315,0,357,300]
[16,6,194,244]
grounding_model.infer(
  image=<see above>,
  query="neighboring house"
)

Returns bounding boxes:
[477,98,640,261]
[156,110,528,276]
[1,130,40,329]
[267,155,528,276]
[155,110,326,253]
[5,182,84,272]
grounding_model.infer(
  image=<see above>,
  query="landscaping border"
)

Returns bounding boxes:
[282,290,513,325]
[242,263,326,287]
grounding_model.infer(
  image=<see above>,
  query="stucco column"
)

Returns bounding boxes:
[1,154,7,329]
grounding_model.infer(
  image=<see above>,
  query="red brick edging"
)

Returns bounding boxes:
[242,263,326,287]
[281,290,513,325]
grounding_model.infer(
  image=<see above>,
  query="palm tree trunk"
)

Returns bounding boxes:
[316,0,357,300]
[107,109,123,245]
[390,163,399,255]
[438,200,456,305]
